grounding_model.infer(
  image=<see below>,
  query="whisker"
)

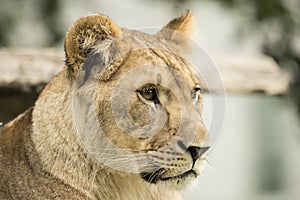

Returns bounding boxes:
[87,148,143,153]
[204,157,212,167]
[142,167,164,183]
[88,151,147,157]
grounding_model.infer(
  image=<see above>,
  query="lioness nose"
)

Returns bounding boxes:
[187,146,210,162]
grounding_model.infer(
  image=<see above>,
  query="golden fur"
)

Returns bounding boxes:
[0,10,209,200]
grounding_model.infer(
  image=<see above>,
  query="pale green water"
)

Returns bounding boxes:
[184,94,300,200]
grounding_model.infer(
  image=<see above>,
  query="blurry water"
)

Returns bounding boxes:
[184,94,300,200]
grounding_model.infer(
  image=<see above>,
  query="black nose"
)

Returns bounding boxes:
[187,146,210,162]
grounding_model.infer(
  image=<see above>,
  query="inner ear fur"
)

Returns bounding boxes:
[64,14,121,78]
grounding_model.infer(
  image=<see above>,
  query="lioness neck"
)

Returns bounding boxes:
[31,68,179,200]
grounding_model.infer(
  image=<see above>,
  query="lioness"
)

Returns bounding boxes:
[0,10,210,200]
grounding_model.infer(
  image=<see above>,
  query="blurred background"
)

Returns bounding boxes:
[0,0,299,199]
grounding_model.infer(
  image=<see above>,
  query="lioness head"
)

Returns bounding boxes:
[65,10,209,190]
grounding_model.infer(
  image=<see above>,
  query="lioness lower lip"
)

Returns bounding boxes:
[160,170,196,181]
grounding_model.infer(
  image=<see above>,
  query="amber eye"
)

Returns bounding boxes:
[137,84,159,103]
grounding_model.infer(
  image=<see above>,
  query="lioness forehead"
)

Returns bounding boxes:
[83,29,199,88]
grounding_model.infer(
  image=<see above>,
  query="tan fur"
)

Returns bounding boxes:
[0,11,208,200]
[162,10,195,36]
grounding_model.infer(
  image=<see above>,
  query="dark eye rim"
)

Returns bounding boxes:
[191,87,202,103]
[193,87,202,92]
[136,84,160,104]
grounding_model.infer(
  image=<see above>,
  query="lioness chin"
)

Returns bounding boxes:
[0,10,209,200]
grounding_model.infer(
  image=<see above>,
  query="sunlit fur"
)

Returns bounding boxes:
[0,11,208,200]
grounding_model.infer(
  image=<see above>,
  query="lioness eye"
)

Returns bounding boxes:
[194,87,202,92]
[137,84,159,103]
[192,87,201,103]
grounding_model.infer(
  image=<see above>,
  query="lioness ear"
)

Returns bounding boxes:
[157,10,196,39]
[64,14,121,77]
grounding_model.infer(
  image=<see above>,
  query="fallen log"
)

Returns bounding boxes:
[0,48,289,95]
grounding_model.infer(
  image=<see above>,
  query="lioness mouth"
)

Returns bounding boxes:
[160,170,197,181]
[141,168,196,184]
